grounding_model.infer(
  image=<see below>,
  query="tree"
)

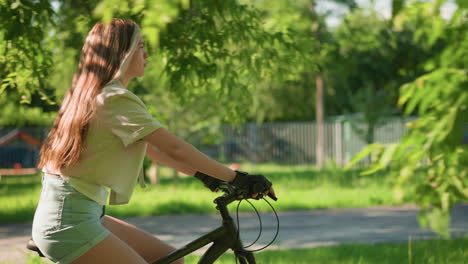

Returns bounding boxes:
[0,0,55,103]
[1,0,306,129]
[240,0,356,167]
[0,0,58,126]
[327,7,439,144]
[91,0,306,124]
[347,0,467,236]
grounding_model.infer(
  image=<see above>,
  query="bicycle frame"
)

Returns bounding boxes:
[154,192,256,264]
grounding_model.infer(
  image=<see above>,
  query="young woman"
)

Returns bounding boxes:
[32,18,276,264]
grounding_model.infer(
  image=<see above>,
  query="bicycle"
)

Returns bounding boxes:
[27,182,278,263]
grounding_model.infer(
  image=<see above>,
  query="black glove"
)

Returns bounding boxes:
[194,171,223,192]
[231,171,276,200]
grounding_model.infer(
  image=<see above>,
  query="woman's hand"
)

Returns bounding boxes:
[231,171,278,201]
[194,170,278,201]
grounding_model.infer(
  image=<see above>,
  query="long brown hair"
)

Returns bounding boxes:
[38,19,139,171]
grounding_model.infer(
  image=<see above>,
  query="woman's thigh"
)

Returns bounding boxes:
[102,215,183,264]
[70,233,147,264]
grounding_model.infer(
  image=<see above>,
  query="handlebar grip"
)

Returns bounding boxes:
[252,183,278,201]
[267,192,278,201]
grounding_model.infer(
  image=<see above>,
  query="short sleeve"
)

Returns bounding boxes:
[101,92,162,147]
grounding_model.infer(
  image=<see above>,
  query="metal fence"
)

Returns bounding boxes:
[201,117,415,166]
[0,117,415,168]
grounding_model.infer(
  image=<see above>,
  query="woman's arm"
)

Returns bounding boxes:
[145,144,196,176]
[143,128,236,182]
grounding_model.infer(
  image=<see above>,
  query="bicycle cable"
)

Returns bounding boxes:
[236,199,262,248]
[233,196,280,263]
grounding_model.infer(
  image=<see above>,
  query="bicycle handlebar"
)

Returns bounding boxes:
[195,171,277,202]
[214,182,276,207]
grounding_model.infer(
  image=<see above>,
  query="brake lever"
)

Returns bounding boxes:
[267,192,278,201]
[252,183,278,201]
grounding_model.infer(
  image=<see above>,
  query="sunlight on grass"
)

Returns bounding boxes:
[0,164,408,224]
[198,237,468,264]
[7,237,468,264]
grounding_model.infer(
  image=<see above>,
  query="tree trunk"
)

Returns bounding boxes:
[309,1,325,168]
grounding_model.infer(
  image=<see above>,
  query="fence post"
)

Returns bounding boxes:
[334,121,343,166]
[343,120,352,164]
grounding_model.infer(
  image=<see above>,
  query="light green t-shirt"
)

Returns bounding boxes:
[43,80,162,205]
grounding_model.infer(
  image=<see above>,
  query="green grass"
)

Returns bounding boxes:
[6,237,468,264]
[0,163,410,224]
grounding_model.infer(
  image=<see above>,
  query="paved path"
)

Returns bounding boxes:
[1,204,467,263]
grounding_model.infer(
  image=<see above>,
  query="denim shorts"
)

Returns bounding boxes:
[32,173,111,264]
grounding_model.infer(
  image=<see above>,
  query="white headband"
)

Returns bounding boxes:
[109,25,141,83]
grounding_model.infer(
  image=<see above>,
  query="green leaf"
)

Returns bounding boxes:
[344,143,383,170]
[404,84,427,115]
[427,208,450,238]
[379,143,399,168]
[418,209,428,228]
[451,175,468,198]
[361,164,385,176]
[392,0,405,19]
[398,83,415,108]
[457,0,468,9]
